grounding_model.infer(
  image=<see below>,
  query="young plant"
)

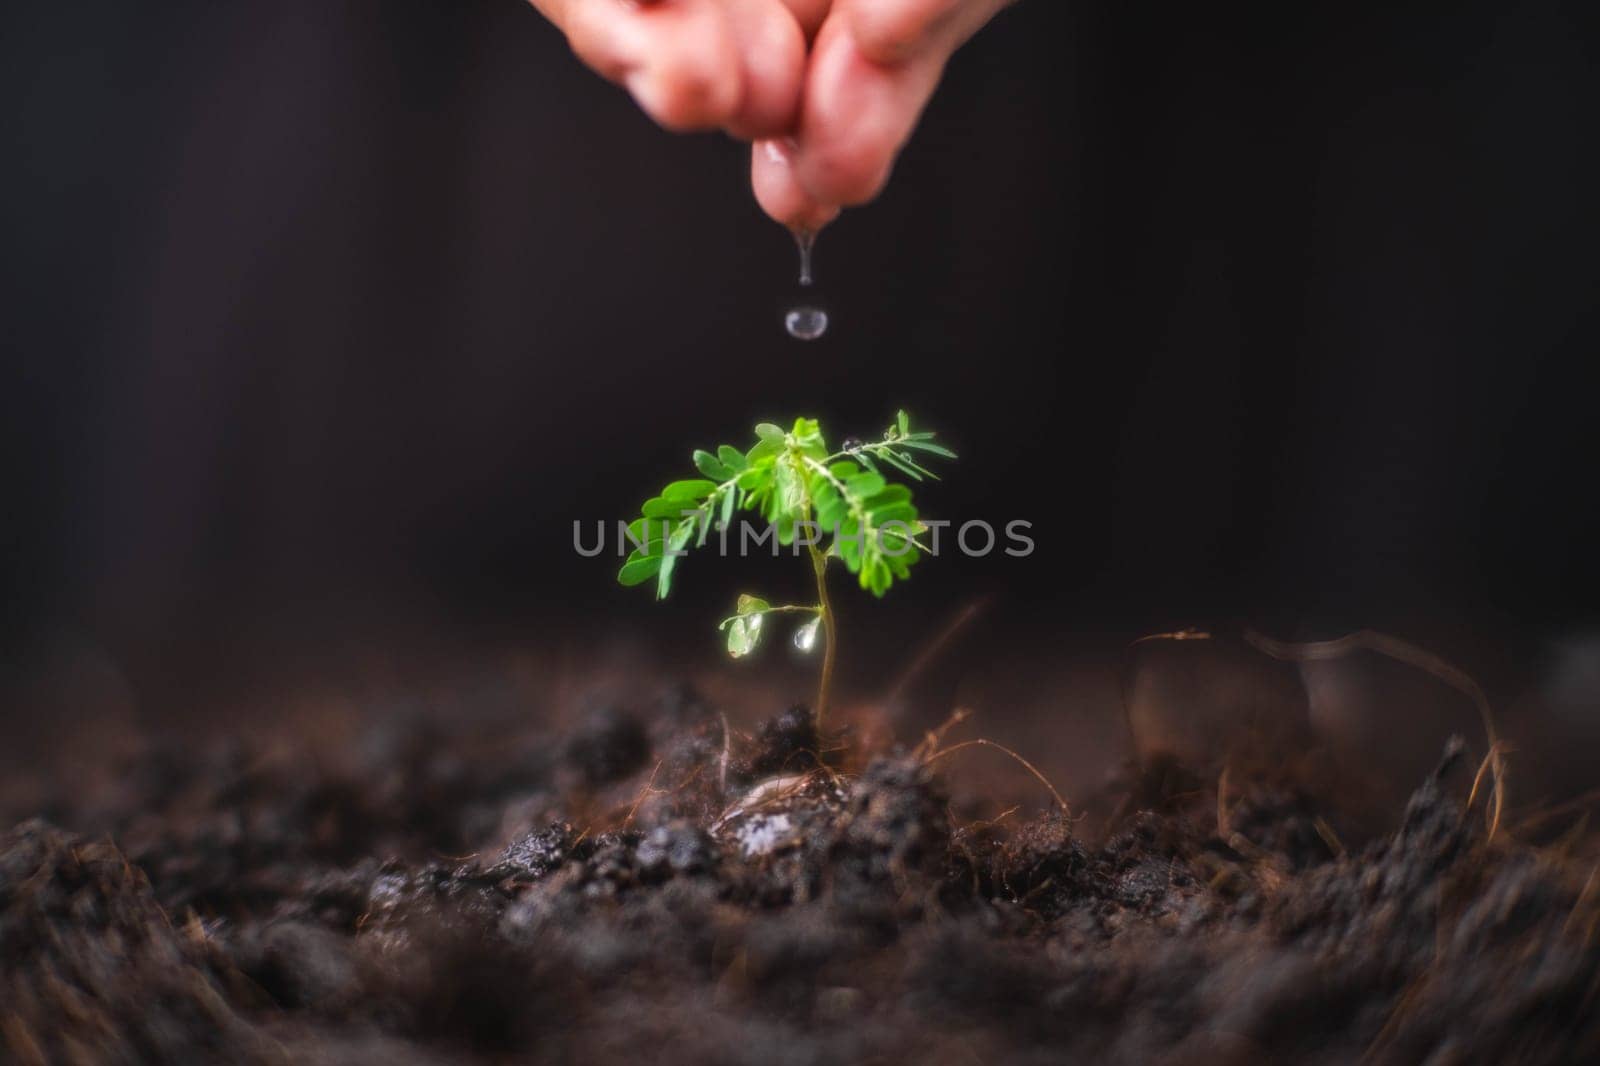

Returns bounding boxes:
[617,411,956,732]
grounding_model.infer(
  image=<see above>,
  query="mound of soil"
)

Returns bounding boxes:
[3,691,1596,1064]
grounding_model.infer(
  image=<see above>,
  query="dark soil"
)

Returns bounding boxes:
[3,690,1597,1065]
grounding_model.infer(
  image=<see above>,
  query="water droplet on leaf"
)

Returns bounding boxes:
[793,616,822,653]
[727,611,765,659]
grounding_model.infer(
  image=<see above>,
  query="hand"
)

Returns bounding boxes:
[529,0,1013,231]
[752,1,1014,231]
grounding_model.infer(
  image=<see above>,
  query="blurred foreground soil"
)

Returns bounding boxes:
[3,665,1598,1064]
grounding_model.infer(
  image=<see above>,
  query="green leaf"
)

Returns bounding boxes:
[875,450,925,481]
[642,496,697,519]
[724,594,772,658]
[845,472,887,499]
[878,524,915,555]
[772,462,806,543]
[736,465,772,491]
[897,439,957,459]
[864,558,892,597]
[778,460,806,511]
[835,516,863,569]
[812,482,846,533]
[618,554,662,587]
[885,551,912,581]
[741,461,776,520]
[755,422,786,441]
[789,417,827,458]
[736,594,771,615]
[817,499,848,533]
[662,478,717,501]
[694,501,714,547]
[870,503,918,526]
[896,410,910,436]
[829,461,861,481]
[624,518,668,557]
[694,450,733,481]
[747,437,783,464]
[864,485,913,509]
[656,521,695,599]
[726,614,762,658]
[719,484,736,533]
[890,450,937,479]
[717,445,748,473]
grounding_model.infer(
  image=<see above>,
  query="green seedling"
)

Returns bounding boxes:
[617,411,956,732]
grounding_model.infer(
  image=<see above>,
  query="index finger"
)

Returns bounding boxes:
[532,0,743,132]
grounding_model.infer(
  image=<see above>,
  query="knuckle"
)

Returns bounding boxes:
[849,1,949,65]
[639,61,737,131]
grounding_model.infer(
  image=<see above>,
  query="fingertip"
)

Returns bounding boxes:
[795,136,895,207]
[626,60,741,132]
[751,140,842,231]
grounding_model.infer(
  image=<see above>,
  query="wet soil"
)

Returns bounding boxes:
[3,689,1597,1064]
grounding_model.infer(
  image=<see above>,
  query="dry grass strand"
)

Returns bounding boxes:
[1244,628,1507,842]
[924,737,1070,816]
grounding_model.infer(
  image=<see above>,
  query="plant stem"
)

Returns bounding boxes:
[808,542,837,736]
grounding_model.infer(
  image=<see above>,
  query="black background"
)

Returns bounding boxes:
[3,1,1598,715]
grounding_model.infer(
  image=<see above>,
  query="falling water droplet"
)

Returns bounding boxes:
[785,306,829,340]
[784,228,827,339]
[795,228,816,287]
